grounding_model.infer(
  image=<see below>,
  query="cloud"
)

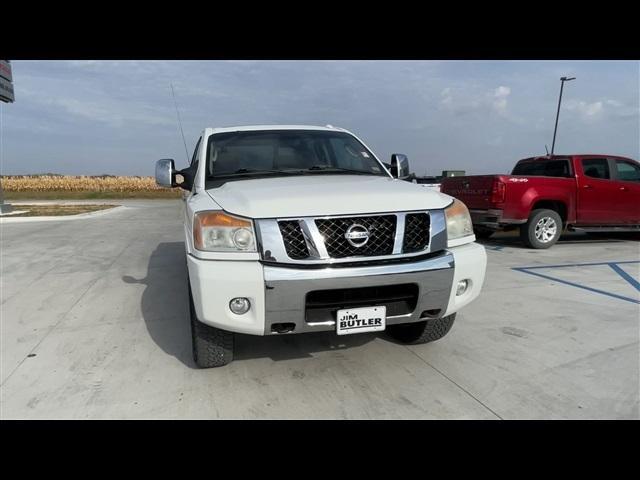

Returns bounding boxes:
[438,87,480,115]
[582,101,603,116]
[3,60,638,176]
[439,85,512,118]
[603,98,638,120]
[569,100,603,117]
[565,99,624,122]
[491,86,511,114]
[440,87,452,106]
[22,90,174,128]
[562,96,640,125]
[494,86,511,97]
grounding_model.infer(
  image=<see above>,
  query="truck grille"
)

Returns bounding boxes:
[315,215,397,258]
[274,212,433,261]
[403,213,430,253]
[278,221,309,260]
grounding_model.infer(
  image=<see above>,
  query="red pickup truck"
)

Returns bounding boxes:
[440,154,640,248]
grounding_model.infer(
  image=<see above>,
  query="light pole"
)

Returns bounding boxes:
[550,76,575,156]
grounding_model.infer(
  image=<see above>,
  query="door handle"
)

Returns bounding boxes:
[583,184,593,189]
[620,187,628,191]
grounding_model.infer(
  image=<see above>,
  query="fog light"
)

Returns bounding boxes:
[229,297,250,314]
[456,279,469,296]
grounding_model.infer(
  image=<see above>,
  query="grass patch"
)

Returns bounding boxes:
[8,204,117,217]
[4,190,181,200]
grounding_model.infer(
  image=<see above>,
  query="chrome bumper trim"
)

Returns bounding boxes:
[262,250,455,335]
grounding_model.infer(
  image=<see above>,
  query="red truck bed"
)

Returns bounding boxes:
[442,174,577,225]
[441,154,639,248]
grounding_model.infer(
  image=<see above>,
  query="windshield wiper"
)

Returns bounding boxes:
[210,166,379,179]
[212,168,296,177]
[301,165,377,175]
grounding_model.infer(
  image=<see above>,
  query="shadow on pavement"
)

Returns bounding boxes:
[122,242,195,368]
[124,242,375,367]
[234,330,375,362]
[477,230,638,250]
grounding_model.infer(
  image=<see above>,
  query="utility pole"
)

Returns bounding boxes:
[550,76,575,156]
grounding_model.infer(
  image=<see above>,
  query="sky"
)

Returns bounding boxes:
[1,60,638,176]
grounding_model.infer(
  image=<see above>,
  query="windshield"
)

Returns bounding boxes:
[205,130,388,180]
[511,159,572,177]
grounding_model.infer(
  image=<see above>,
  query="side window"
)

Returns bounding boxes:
[191,137,202,166]
[615,160,640,182]
[582,158,610,180]
[543,160,571,177]
[511,159,570,177]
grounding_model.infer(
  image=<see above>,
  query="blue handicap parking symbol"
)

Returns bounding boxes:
[512,260,640,305]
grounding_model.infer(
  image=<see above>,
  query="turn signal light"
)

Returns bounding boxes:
[193,211,256,252]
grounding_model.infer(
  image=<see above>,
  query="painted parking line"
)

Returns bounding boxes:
[608,263,640,292]
[512,260,640,305]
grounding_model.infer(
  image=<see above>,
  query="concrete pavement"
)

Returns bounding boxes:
[1,200,638,419]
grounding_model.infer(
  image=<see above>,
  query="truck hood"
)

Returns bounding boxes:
[206,175,454,218]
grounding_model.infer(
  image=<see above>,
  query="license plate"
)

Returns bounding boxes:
[336,306,386,335]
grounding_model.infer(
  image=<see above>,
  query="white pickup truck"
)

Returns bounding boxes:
[155,125,487,367]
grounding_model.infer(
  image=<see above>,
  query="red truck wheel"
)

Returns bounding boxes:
[520,209,563,249]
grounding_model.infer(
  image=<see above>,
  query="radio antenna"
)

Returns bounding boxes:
[170,83,190,164]
[545,144,550,156]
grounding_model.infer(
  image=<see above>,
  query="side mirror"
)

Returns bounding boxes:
[390,153,410,179]
[155,159,176,187]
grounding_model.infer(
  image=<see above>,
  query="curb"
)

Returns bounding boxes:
[0,205,126,223]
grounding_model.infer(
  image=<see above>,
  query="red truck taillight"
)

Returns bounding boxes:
[491,180,506,204]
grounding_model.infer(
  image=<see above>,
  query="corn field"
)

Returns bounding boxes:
[1,175,180,195]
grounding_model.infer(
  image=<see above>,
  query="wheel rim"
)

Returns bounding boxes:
[534,216,558,243]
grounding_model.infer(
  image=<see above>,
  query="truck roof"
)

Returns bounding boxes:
[207,124,349,134]
[520,154,636,162]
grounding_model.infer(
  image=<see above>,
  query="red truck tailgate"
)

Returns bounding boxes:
[440,175,502,209]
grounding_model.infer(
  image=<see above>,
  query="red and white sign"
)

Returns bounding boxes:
[0,60,14,103]
[0,60,12,82]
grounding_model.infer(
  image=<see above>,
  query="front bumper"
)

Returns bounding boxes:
[470,209,526,229]
[187,242,486,336]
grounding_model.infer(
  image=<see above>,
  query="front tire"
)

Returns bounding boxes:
[386,314,456,345]
[520,209,562,249]
[189,285,234,368]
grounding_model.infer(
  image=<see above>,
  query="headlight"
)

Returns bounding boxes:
[193,211,256,252]
[445,199,473,242]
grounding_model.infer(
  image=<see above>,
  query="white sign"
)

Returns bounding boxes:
[336,306,386,335]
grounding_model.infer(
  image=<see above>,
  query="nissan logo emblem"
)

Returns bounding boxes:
[344,224,370,247]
